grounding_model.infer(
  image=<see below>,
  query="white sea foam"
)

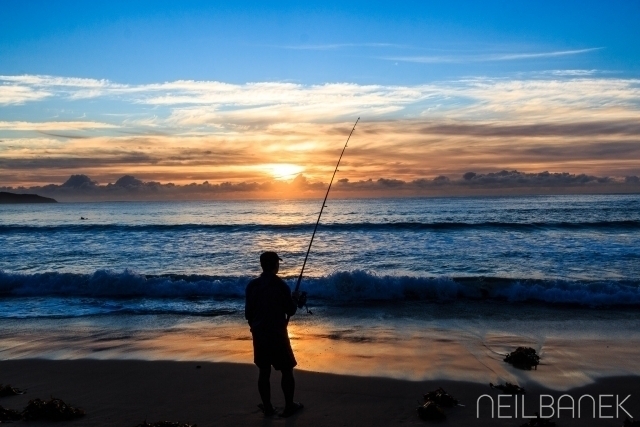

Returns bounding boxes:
[1,269,639,307]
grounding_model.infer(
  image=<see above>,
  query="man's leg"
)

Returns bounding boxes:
[258,366,272,408]
[281,368,295,406]
[280,368,303,417]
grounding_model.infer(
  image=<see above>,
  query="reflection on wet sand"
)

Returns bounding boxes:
[2,310,640,390]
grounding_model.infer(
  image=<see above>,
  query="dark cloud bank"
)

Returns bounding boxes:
[3,171,640,201]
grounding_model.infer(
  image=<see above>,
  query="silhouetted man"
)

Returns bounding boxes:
[245,251,306,417]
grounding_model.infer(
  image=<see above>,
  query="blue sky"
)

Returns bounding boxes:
[1,1,639,196]
[2,1,638,84]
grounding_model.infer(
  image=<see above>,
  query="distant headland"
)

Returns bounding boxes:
[0,192,58,204]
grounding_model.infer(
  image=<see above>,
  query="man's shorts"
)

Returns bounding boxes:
[252,328,297,371]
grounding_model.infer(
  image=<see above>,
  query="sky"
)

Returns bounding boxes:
[1,1,639,199]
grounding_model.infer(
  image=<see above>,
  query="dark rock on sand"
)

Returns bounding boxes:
[22,397,85,421]
[417,387,460,421]
[0,405,22,421]
[504,347,540,370]
[0,383,25,397]
[422,387,459,407]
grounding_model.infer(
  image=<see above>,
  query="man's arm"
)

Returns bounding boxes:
[245,283,254,323]
[282,282,298,317]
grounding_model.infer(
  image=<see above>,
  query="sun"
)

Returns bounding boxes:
[262,163,305,180]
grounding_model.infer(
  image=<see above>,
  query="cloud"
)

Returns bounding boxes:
[61,174,98,188]
[2,117,640,188]
[383,48,602,64]
[3,170,638,201]
[2,74,639,125]
[487,48,603,61]
[542,70,599,77]
[1,74,640,188]
[0,75,114,87]
[418,120,640,137]
[0,84,51,105]
[0,121,117,131]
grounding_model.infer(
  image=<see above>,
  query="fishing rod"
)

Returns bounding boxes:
[291,117,359,312]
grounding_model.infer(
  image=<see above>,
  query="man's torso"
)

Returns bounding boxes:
[245,273,294,335]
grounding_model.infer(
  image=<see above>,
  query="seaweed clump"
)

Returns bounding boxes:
[504,347,540,370]
[490,382,525,394]
[22,397,85,421]
[422,387,459,407]
[417,387,459,421]
[0,384,24,397]
[134,422,197,427]
[0,405,22,422]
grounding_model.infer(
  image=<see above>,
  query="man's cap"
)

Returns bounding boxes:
[260,251,282,264]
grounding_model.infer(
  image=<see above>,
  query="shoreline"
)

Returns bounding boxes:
[1,359,638,426]
[2,308,640,391]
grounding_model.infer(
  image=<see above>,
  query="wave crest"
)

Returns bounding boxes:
[1,269,639,307]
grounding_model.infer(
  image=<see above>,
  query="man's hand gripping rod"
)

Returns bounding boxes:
[290,117,359,318]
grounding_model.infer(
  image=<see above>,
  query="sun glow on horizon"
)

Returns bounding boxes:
[261,163,305,180]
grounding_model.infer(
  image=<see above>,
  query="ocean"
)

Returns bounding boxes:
[2,194,639,310]
[1,194,640,385]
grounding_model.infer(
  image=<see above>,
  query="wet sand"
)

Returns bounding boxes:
[3,308,640,390]
[1,359,638,426]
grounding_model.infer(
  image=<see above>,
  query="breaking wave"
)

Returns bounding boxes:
[1,269,639,308]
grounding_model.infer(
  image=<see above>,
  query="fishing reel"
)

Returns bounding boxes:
[293,291,312,314]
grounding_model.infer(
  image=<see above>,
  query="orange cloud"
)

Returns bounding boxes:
[1,75,639,191]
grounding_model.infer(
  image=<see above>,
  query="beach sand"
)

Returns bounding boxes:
[1,359,638,426]
[2,304,640,426]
